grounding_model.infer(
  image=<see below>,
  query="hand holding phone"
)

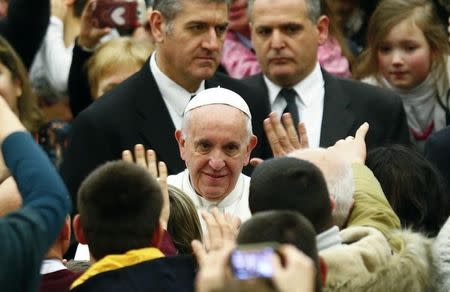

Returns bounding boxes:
[230,242,280,280]
[93,0,146,29]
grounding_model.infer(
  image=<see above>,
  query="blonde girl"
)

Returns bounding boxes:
[354,0,450,150]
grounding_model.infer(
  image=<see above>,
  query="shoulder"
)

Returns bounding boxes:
[324,71,403,107]
[242,73,265,88]
[427,126,450,149]
[167,170,187,188]
[75,65,154,122]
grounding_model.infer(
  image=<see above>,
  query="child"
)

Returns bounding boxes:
[354,0,450,151]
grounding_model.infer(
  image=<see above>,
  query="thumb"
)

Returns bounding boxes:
[191,240,206,266]
[249,157,263,167]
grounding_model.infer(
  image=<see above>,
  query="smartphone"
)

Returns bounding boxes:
[230,242,279,280]
[93,0,147,30]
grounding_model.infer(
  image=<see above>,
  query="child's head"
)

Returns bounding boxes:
[74,161,163,261]
[354,0,449,90]
[87,37,153,99]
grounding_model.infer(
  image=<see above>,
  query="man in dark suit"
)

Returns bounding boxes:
[243,0,409,154]
[60,0,267,207]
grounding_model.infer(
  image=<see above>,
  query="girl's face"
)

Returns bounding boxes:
[377,19,433,90]
[0,61,21,114]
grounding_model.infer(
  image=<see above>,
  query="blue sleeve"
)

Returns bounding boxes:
[0,132,71,291]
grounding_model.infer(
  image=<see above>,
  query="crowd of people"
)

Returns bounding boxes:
[0,0,450,291]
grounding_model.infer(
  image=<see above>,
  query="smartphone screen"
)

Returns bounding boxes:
[230,246,275,280]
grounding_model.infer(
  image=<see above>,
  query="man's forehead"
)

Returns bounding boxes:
[174,0,229,22]
[186,106,248,135]
[251,0,308,22]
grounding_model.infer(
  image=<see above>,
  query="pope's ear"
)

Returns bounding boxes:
[175,130,187,160]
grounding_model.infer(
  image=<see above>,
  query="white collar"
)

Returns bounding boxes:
[150,52,205,116]
[180,169,247,209]
[40,258,67,274]
[265,62,324,107]
[316,225,342,251]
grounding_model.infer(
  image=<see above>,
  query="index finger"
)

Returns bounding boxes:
[354,122,369,142]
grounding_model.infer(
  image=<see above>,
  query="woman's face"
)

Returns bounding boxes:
[377,20,433,90]
[0,61,21,114]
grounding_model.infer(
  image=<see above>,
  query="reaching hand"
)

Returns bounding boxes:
[78,0,111,49]
[122,144,170,229]
[327,122,369,164]
[191,208,237,292]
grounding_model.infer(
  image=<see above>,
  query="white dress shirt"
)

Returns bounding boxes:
[168,169,251,233]
[264,62,325,148]
[150,52,205,129]
[40,259,67,275]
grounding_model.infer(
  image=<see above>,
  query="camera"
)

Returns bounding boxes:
[93,0,147,30]
[229,242,280,280]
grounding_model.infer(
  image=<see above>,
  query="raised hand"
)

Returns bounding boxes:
[191,208,236,292]
[78,0,111,49]
[265,112,309,156]
[272,245,316,292]
[250,112,309,167]
[122,144,169,229]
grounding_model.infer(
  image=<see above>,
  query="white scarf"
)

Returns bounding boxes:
[382,75,442,138]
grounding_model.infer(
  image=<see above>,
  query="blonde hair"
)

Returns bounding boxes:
[167,185,202,254]
[0,36,44,132]
[353,0,450,81]
[87,37,153,97]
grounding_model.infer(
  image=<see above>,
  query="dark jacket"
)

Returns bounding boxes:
[70,255,196,292]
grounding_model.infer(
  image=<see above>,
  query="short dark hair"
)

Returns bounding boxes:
[249,157,333,233]
[366,145,450,236]
[237,210,322,292]
[77,161,163,260]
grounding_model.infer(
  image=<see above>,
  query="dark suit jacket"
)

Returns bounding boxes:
[425,126,450,190]
[60,61,266,208]
[243,71,410,153]
[70,255,196,292]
